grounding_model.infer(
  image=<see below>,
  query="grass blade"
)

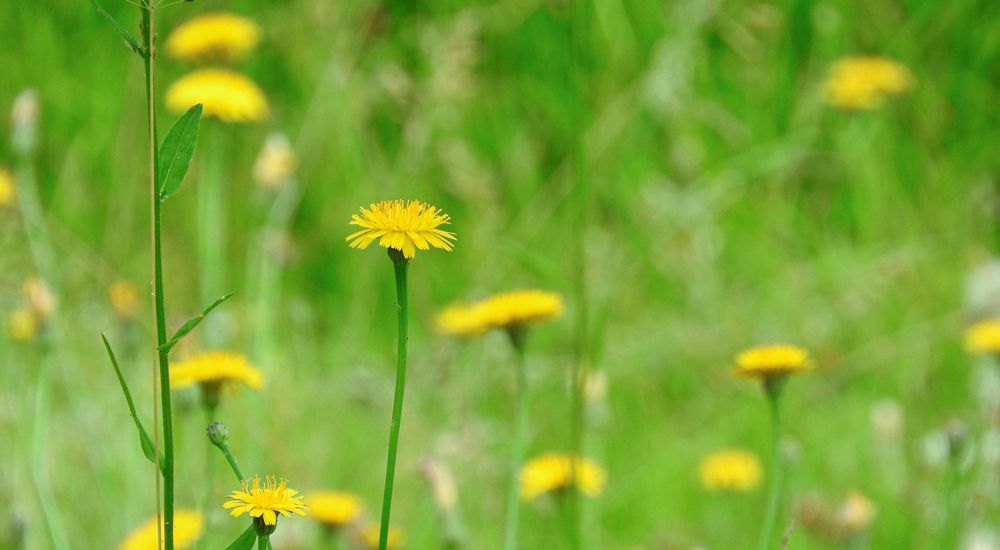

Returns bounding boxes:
[101,333,164,473]
[158,104,203,200]
[85,0,142,55]
[159,292,235,353]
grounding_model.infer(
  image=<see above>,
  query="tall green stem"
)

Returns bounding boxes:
[503,328,528,550]
[757,391,783,550]
[378,251,409,550]
[140,4,175,549]
[198,124,226,347]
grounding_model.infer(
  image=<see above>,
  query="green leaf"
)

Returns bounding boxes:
[159,293,235,354]
[158,104,203,200]
[86,0,142,55]
[224,526,257,550]
[101,333,164,474]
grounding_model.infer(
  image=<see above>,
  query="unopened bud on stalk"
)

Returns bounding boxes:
[207,421,230,448]
[11,89,39,157]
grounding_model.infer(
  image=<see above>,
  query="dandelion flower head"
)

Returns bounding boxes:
[166,69,268,123]
[223,475,307,526]
[6,308,39,342]
[166,12,261,63]
[0,167,14,207]
[119,509,204,550]
[346,200,456,259]
[361,524,405,550]
[108,280,140,320]
[171,351,264,390]
[964,319,1000,355]
[733,344,813,381]
[308,491,363,528]
[520,452,606,501]
[824,56,912,110]
[697,449,763,492]
[436,289,564,337]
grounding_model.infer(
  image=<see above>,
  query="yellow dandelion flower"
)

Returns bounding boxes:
[697,449,763,492]
[837,490,876,534]
[436,289,564,337]
[733,344,813,381]
[253,133,298,191]
[964,319,1000,354]
[824,56,912,110]
[166,69,268,123]
[166,12,261,63]
[108,280,140,320]
[0,167,15,207]
[308,491,363,528]
[6,308,39,342]
[361,524,405,550]
[346,200,456,259]
[22,277,55,319]
[520,452,606,501]
[223,475,307,527]
[171,351,264,391]
[119,509,204,550]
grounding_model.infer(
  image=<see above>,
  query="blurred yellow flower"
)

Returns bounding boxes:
[824,56,912,110]
[108,280,140,320]
[697,449,763,492]
[22,277,55,319]
[964,319,1000,354]
[171,351,264,391]
[223,475,307,526]
[308,491,363,528]
[346,200,456,259]
[165,12,260,63]
[361,524,405,550]
[166,69,268,123]
[520,452,606,501]
[6,308,39,342]
[119,509,204,550]
[436,289,564,337]
[733,344,813,381]
[837,490,875,534]
[253,133,297,191]
[0,167,15,207]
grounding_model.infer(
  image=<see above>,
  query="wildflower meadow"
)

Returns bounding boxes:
[1,1,997,549]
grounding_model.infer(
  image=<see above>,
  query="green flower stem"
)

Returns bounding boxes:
[198,124,227,347]
[201,403,219,545]
[378,250,410,550]
[757,386,784,550]
[941,455,962,549]
[257,533,270,550]
[140,4,175,548]
[503,327,529,550]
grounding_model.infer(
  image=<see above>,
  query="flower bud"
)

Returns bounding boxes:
[207,421,230,448]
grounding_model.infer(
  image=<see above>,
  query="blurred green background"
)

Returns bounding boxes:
[1,0,998,548]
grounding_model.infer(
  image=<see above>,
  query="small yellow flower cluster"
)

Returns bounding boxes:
[347,200,457,259]
[963,318,1000,355]
[520,452,606,501]
[436,289,564,338]
[165,13,268,123]
[171,351,264,391]
[698,449,763,492]
[223,475,308,526]
[0,167,15,208]
[6,278,55,342]
[824,56,912,110]
[119,509,204,550]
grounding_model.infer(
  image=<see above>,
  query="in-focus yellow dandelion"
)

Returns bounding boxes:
[223,475,307,527]
[108,280,140,320]
[308,491,363,528]
[0,167,15,207]
[520,452,606,501]
[436,289,564,337]
[6,308,39,342]
[346,200,456,259]
[171,351,263,409]
[698,449,763,492]
[253,133,298,191]
[734,344,813,382]
[119,509,204,550]
[166,69,268,123]
[964,319,1000,355]
[361,524,405,550]
[165,12,261,63]
[22,277,55,319]
[824,56,912,110]
[837,490,875,534]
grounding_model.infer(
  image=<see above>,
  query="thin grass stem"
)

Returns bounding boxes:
[757,391,784,550]
[503,328,528,550]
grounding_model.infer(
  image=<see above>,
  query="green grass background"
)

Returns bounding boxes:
[1,0,999,548]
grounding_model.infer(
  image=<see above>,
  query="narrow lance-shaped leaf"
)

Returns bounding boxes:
[224,525,257,550]
[86,0,142,55]
[101,333,164,474]
[158,103,203,200]
[159,293,235,354]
